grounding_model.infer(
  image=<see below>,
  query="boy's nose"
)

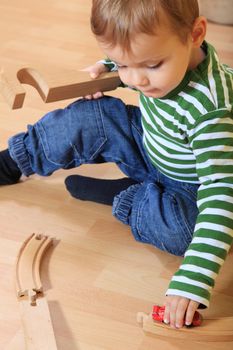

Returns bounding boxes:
[129,70,149,88]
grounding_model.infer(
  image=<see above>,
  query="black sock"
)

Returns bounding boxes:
[0,149,22,185]
[65,175,138,205]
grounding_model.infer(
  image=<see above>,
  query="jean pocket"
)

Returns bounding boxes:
[35,99,107,166]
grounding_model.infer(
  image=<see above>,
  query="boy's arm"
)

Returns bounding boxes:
[165,109,233,324]
[81,60,114,99]
[82,58,125,99]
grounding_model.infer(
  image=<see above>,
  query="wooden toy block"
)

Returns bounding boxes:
[0,63,121,109]
[15,233,58,349]
[137,311,233,342]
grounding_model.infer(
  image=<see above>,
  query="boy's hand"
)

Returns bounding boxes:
[164,295,199,328]
[82,62,108,100]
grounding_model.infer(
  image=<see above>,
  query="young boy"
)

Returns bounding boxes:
[0,0,232,329]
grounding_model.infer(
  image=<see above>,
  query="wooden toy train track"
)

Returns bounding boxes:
[13,234,233,347]
[0,64,121,109]
[15,233,57,350]
[137,311,233,342]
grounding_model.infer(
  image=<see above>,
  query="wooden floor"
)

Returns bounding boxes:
[0,1,233,349]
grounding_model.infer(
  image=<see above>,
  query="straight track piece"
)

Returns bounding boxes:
[19,297,57,350]
[137,312,233,342]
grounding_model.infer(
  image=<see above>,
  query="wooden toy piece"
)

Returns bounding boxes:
[15,233,53,304]
[137,311,233,342]
[15,233,58,350]
[4,329,25,350]
[19,296,57,350]
[0,64,121,109]
[0,67,26,109]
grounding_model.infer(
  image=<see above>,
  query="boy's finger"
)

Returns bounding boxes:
[90,71,99,79]
[81,66,100,78]
[185,301,199,326]
[169,301,178,328]
[175,299,188,328]
[93,91,103,99]
[84,95,93,100]
[163,302,170,325]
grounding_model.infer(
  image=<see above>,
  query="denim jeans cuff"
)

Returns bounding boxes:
[112,183,141,225]
[8,133,34,176]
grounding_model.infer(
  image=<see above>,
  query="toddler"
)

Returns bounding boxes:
[0,0,232,329]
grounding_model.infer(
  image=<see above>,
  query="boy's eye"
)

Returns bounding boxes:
[117,65,126,69]
[147,61,163,69]
[116,61,163,70]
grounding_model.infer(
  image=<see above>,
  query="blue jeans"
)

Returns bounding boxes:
[9,96,199,256]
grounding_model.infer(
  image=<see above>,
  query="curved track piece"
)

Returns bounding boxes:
[15,233,53,304]
[137,312,233,342]
[0,65,121,109]
[17,68,49,103]
[0,68,26,109]
[15,233,58,350]
[17,68,121,104]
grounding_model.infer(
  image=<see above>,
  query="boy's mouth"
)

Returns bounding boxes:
[141,88,166,99]
[140,88,158,96]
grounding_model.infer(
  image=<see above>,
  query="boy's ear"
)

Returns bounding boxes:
[191,16,207,47]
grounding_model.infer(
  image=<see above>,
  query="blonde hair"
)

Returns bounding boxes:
[91,0,199,49]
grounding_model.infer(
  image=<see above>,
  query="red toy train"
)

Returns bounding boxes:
[152,305,202,327]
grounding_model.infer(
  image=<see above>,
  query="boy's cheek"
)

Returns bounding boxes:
[118,72,127,84]
[118,71,132,85]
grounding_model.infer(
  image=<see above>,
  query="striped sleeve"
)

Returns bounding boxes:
[167,109,233,307]
[98,58,118,72]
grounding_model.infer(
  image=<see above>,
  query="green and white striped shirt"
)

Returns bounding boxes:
[103,41,233,307]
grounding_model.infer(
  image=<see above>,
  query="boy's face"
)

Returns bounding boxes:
[99,25,199,99]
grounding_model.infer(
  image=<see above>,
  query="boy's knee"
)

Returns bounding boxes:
[32,99,108,167]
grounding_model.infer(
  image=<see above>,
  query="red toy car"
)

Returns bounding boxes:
[152,305,202,327]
